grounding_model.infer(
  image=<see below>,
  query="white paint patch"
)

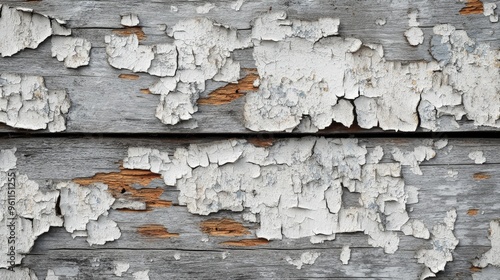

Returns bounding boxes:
[416,209,458,277]
[405,27,424,46]
[113,261,130,276]
[124,137,436,254]
[231,0,245,11]
[170,6,178,13]
[174,252,181,260]
[473,220,500,268]
[375,18,386,26]
[45,269,59,280]
[51,36,91,68]
[121,13,140,27]
[151,18,251,125]
[483,3,498,22]
[221,251,230,259]
[133,270,150,280]
[196,3,215,14]
[340,246,351,265]
[468,151,486,164]
[0,73,70,132]
[391,146,436,175]
[0,267,38,279]
[286,252,321,269]
[0,5,69,57]
[0,149,62,268]
[57,182,120,245]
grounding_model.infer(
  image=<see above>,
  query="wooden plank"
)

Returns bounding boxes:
[0,137,498,278]
[0,0,498,134]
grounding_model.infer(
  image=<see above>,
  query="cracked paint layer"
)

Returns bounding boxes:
[340,245,351,265]
[468,151,486,164]
[0,5,70,57]
[114,261,130,277]
[121,13,140,27]
[106,18,250,125]
[0,267,38,279]
[416,209,458,279]
[0,73,70,132]
[286,252,320,269]
[51,36,91,68]
[483,3,498,22]
[404,10,424,46]
[244,13,499,132]
[57,182,121,245]
[473,220,500,268]
[0,148,62,268]
[123,137,440,254]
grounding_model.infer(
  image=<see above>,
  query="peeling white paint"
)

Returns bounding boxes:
[0,5,70,57]
[0,149,62,268]
[113,261,130,277]
[484,3,498,23]
[151,18,251,125]
[124,137,436,254]
[468,151,486,164]
[0,73,70,132]
[340,246,351,265]
[375,18,386,26]
[196,3,215,14]
[0,267,38,279]
[286,252,320,269]
[405,27,424,46]
[231,0,245,11]
[112,198,147,210]
[174,252,181,260]
[57,182,120,245]
[473,220,500,268]
[121,13,140,27]
[133,270,150,280]
[170,6,178,13]
[51,36,91,68]
[416,209,458,278]
[45,269,59,280]
[391,146,436,175]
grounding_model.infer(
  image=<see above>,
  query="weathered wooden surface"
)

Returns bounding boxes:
[1,0,499,279]
[0,0,499,133]
[0,136,498,279]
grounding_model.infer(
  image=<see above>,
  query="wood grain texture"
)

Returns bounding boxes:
[0,136,498,279]
[0,0,498,134]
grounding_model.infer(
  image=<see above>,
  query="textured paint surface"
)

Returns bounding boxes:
[0,73,70,132]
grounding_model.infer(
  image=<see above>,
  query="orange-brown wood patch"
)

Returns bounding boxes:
[73,167,171,210]
[198,69,259,105]
[137,224,179,238]
[119,74,140,80]
[112,27,146,41]
[200,218,251,237]
[473,172,491,180]
[221,238,269,247]
[140,88,151,94]
[459,0,484,15]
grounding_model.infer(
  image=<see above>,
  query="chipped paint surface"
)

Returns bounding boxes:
[474,220,500,268]
[123,138,443,254]
[113,261,130,277]
[469,151,486,164]
[137,224,179,238]
[0,73,70,132]
[51,36,91,68]
[286,252,321,269]
[121,13,140,27]
[57,182,121,245]
[340,245,351,265]
[0,5,68,57]
[0,149,62,268]
[416,209,458,278]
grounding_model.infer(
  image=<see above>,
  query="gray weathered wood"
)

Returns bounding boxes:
[0,137,498,279]
[0,0,498,134]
